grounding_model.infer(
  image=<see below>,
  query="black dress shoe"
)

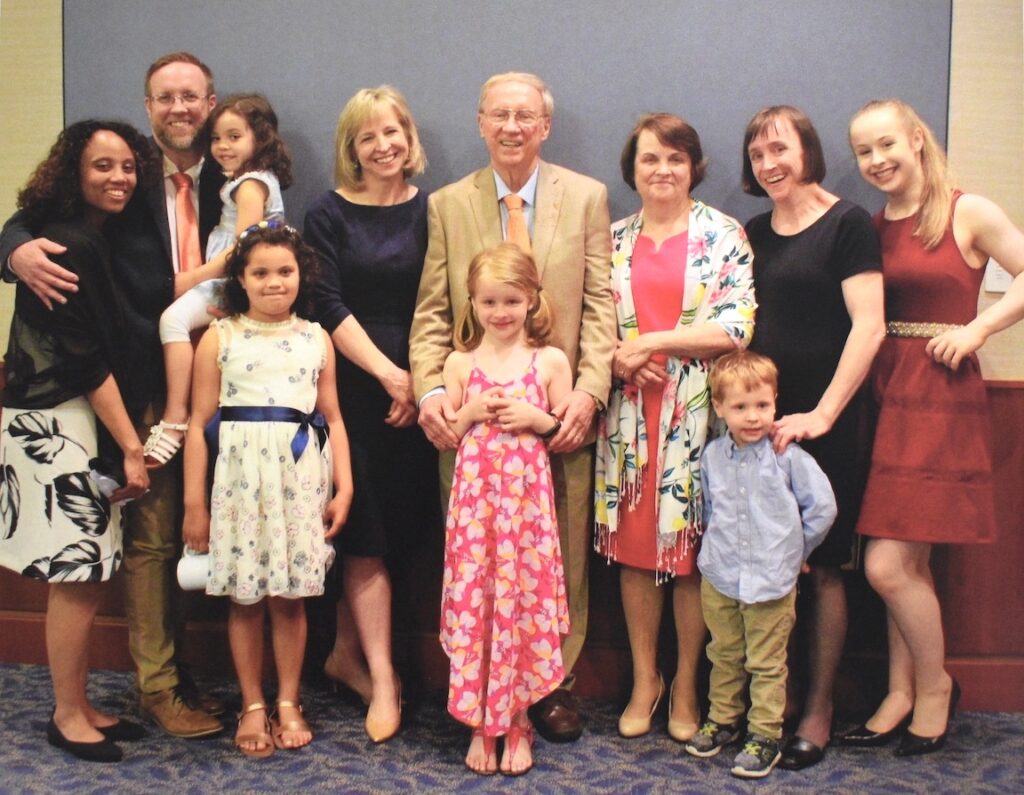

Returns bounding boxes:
[895,678,961,758]
[97,718,148,742]
[528,689,582,743]
[779,735,827,770]
[47,716,123,762]
[837,713,911,747]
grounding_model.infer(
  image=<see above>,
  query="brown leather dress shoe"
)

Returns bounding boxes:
[528,689,583,743]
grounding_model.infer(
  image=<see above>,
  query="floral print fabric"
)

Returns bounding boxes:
[440,355,569,736]
[0,396,123,582]
[595,201,755,573]
[206,314,333,601]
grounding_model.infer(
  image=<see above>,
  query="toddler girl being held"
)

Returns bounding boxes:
[440,243,572,777]
[145,94,292,466]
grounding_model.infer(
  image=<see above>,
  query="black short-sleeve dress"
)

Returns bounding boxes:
[747,200,882,566]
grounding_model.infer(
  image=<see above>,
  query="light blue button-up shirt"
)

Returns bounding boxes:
[493,167,539,239]
[698,434,836,604]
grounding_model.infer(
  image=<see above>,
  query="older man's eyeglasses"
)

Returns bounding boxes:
[484,109,545,128]
[149,92,208,108]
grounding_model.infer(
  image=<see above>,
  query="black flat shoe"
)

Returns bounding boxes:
[97,718,148,742]
[47,716,123,762]
[779,735,827,770]
[895,678,961,758]
[837,712,912,748]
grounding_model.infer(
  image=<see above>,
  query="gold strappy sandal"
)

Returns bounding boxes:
[272,700,312,750]
[234,702,274,759]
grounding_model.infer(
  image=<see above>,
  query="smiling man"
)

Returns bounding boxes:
[0,52,226,739]
[409,71,615,743]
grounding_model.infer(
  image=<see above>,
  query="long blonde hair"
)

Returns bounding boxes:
[454,244,554,351]
[852,98,953,249]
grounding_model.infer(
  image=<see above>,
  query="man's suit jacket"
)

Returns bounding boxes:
[410,161,615,407]
[0,143,224,411]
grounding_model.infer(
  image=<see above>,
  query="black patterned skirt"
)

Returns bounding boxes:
[0,397,123,581]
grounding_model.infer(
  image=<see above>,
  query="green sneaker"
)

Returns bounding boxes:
[731,733,782,779]
[684,719,741,758]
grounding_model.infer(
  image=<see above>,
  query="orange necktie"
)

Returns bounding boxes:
[502,194,532,254]
[171,171,201,272]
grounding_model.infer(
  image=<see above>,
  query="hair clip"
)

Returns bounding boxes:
[237,219,298,242]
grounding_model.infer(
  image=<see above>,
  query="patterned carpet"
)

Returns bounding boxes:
[0,662,1021,794]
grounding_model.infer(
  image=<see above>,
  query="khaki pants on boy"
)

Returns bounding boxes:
[700,578,796,740]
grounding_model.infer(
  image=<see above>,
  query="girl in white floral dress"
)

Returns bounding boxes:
[182,222,352,758]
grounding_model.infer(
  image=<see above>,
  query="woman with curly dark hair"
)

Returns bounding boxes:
[0,120,155,762]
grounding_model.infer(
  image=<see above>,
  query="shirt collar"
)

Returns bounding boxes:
[492,166,539,207]
[163,155,205,182]
[723,433,772,459]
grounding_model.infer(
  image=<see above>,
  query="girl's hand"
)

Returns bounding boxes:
[323,493,350,539]
[613,337,653,381]
[925,325,986,371]
[771,410,833,453]
[462,386,504,424]
[110,449,149,504]
[489,396,551,434]
[182,507,211,553]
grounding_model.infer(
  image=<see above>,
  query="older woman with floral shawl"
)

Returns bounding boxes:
[595,114,754,742]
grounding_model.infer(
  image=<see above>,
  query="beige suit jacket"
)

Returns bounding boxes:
[410,161,615,406]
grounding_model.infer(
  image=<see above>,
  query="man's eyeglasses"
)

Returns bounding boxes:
[483,109,545,128]
[149,93,208,108]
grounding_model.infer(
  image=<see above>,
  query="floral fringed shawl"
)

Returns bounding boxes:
[594,200,755,575]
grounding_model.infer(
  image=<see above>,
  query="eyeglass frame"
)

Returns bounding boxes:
[481,108,547,128]
[147,92,210,108]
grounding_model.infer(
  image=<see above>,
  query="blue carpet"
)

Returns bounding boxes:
[0,663,1021,793]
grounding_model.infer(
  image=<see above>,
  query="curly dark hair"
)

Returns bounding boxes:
[17,120,158,222]
[222,221,319,318]
[207,94,293,189]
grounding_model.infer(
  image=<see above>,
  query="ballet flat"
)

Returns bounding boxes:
[895,678,961,758]
[47,714,122,763]
[97,718,147,742]
[618,673,664,738]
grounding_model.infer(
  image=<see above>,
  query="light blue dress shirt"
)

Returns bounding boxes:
[493,167,539,239]
[698,434,837,604]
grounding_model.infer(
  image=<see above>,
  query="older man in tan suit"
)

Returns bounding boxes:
[410,72,614,742]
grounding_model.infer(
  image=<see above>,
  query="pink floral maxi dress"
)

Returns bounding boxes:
[440,353,569,736]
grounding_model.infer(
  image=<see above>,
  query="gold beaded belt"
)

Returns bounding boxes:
[886,321,963,338]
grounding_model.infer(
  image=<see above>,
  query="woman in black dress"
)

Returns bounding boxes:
[305,86,439,743]
[0,121,154,761]
[741,106,885,769]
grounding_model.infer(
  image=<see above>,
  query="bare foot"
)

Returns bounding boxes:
[236,707,272,755]
[865,689,914,734]
[465,728,498,774]
[500,712,534,776]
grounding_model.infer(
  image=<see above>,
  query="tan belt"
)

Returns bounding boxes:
[886,321,963,338]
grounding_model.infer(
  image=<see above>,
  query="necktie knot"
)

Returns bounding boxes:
[503,194,524,211]
[171,171,194,191]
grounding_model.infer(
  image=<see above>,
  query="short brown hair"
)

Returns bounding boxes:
[144,51,215,97]
[709,350,778,403]
[620,113,707,191]
[741,105,826,196]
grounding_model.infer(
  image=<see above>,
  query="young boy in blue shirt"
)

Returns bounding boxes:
[685,350,837,779]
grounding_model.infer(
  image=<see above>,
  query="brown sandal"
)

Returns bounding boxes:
[234,703,274,758]
[272,700,312,750]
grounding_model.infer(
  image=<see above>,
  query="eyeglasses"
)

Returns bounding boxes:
[483,109,545,128]
[149,92,208,108]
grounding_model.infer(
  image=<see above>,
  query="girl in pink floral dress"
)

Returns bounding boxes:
[440,244,572,776]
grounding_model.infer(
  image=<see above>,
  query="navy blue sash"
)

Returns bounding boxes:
[204,407,326,462]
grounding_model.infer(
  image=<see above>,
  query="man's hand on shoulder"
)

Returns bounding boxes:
[10,237,76,310]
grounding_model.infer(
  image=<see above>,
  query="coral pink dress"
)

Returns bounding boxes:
[440,352,570,736]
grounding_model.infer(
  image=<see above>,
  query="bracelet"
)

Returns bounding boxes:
[538,412,561,440]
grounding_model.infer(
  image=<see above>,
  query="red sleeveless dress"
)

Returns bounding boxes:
[856,193,996,543]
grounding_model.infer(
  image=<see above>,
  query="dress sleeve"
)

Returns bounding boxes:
[834,203,883,281]
[303,195,353,334]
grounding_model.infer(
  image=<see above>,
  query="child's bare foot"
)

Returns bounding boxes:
[465,727,498,775]
[500,712,534,776]
[272,701,312,750]
[143,419,189,468]
[234,703,273,758]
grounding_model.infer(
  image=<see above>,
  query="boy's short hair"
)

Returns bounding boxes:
[709,350,779,402]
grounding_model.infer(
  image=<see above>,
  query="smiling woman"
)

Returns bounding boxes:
[0,119,155,762]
